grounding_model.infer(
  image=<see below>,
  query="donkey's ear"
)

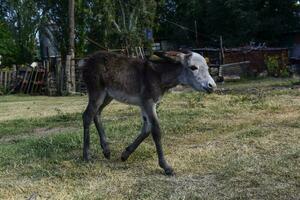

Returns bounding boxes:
[177,52,193,65]
[177,53,185,63]
[185,53,193,60]
[154,51,181,63]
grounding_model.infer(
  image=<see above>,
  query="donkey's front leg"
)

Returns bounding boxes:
[121,112,151,161]
[144,102,174,176]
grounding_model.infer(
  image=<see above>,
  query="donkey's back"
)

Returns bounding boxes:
[82,51,146,98]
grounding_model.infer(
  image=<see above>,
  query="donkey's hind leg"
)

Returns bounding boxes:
[94,96,112,159]
[82,90,107,161]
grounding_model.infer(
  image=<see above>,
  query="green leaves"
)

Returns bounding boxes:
[157,0,300,47]
[1,0,299,65]
[0,21,17,65]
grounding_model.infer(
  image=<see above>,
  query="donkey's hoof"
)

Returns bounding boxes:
[164,167,175,176]
[121,150,130,161]
[103,149,111,159]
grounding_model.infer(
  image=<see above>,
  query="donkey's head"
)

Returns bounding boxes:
[179,52,216,93]
[161,51,217,93]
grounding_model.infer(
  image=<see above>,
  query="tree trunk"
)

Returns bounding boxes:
[67,0,75,94]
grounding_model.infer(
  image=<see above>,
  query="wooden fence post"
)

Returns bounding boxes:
[7,71,11,89]
[12,65,17,88]
[45,60,51,95]
[220,36,225,64]
[65,55,71,94]
[0,71,2,88]
[56,57,62,95]
[71,58,76,93]
[4,71,7,90]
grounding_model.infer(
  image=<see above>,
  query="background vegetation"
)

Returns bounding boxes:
[0,0,300,65]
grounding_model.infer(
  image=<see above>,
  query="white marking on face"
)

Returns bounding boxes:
[178,52,216,92]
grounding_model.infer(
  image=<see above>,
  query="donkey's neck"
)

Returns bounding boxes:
[149,61,183,92]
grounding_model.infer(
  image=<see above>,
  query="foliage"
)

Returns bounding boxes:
[0,0,41,65]
[156,0,300,47]
[0,0,300,64]
[0,20,17,65]
[111,0,159,54]
[31,0,160,57]
[0,86,5,95]
[265,56,289,77]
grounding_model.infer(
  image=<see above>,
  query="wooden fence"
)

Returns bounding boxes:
[0,47,291,95]
[18,67,47,94]
[0,66,17,93]
[0,67,47,94]
[193,47,289,78]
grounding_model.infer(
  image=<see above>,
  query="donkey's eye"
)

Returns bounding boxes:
[189,65,198,71]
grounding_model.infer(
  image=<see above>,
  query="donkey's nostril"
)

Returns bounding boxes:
[208,83,213,88]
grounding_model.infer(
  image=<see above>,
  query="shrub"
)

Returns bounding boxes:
[265,56,289,77]
[0,86,6,95]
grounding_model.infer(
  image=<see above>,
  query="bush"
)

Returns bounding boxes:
[265,56,289,77]
[0,86,6,95]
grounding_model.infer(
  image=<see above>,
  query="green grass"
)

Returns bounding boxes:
[0,78,299,199]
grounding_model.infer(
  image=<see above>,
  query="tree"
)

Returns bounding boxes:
[36,0,161,57]
[156,0,210,47]
[0,20,17,66]
[0,0,41,64]
[111,0,160,54]
[156,0,300,47]
[35,0,69,58]
[76,0,161,55]
[67,0,76,93]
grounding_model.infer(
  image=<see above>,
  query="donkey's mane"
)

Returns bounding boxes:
[146,58,182,74]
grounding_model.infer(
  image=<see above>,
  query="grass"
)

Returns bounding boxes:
[0,77,299,199]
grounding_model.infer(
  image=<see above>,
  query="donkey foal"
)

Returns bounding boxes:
[81,51,216,175]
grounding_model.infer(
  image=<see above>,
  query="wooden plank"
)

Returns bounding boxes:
[46,60,51,95]
[192,48,220,52]
[35,69,44,93]
[26,69,34,94]
[4,71,7,89]
[39,69,46,94]
[220,61,250,68]
[71,58,76,93]
[220,36,224,65]
[65,55,71,93]
[12,65,17,89]
[56,57,62,95]
[30,68,39,94]
[135,47,139,58]
[219,61,250,77]
[139,47,144,59]
[20,69,29,92]
[60,60,64,93]
[0,71,2,87]
[7,72,11,89]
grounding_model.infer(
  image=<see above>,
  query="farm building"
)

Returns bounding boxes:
[39,23,60,59]
[193,47,289,78]
[281,31,300,74]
